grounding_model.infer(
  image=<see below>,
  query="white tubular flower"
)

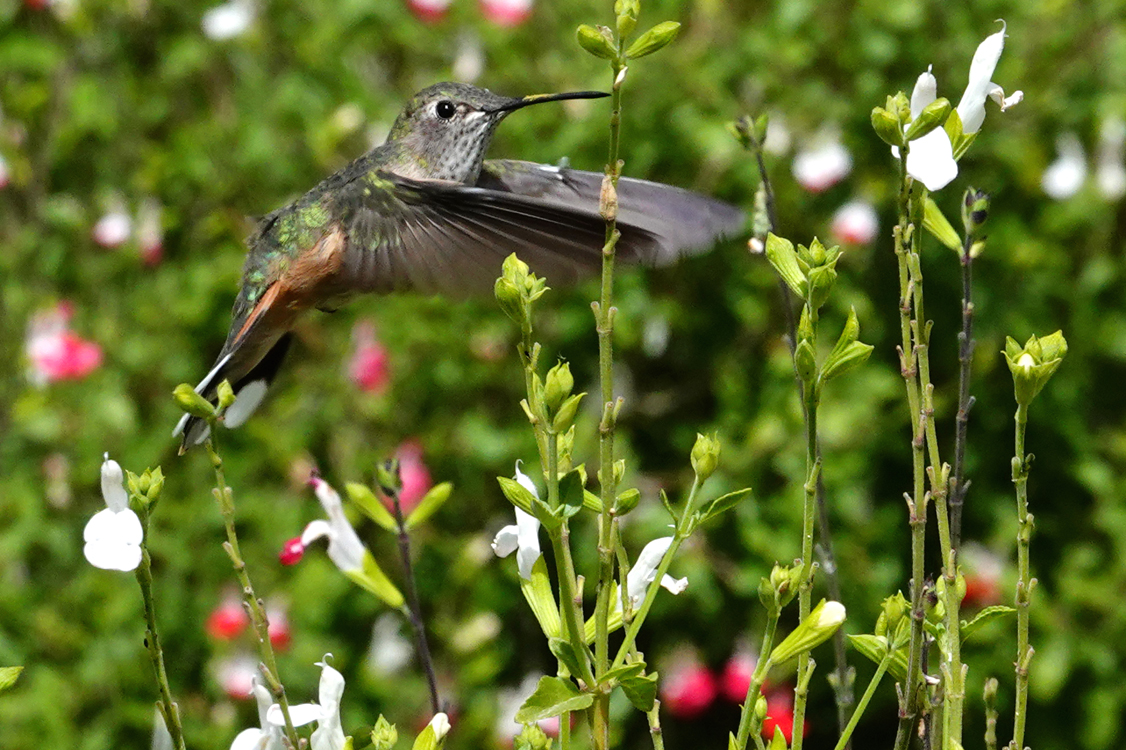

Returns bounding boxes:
[1041,133,1087,200]
[1097,116,1126,201]
[428,713,451,741]
[83,454,143,571]
[956,23,1023,134]
[202,0,255,40]
[626,537,688,607]
[230,677,284,750]
[267,656,347,750]
[301,478,367,573]
[792,131,852,192]
[491,463,542,580]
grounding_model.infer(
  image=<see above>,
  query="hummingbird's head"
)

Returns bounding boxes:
[385,82,607,183]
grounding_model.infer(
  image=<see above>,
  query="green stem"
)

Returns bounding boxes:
[950,233,976,549]
[791,381,821,750]
[647,699,666,750]
[832,653,892,750]
[1012,402,1033,750]
[134,515,187,750]
[734,612,780,750]
[205,435,299,748]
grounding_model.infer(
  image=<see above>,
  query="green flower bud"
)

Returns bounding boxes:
[904,97,951,142]
[794,339,818,386]
[495,277,526,327]
[172,383,215,420]
[625,21,681,60]
[543,362,574,415]
[807,265,837,311]
[1003,331,1068,407]
[613,487,641,516]
[876,592,909,639]
[871,106,904,147]
[371,716,399,750]
[216,379,236,410]
[552,393,585,433]
[888,91,912,124]
[771,600,847,663]
[577,24,617,60]
[376,458,402,498]
[502,253,531,285]
[690,432,721,481]
[962,188,990,239]
[514,722,552,750]
[765,233,808,298]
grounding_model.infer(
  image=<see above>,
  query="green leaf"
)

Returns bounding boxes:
[848,634,908,684]
[345,551,405,608]
[583,490,604,513]
[556,469,585,519]
[700,487,753,524]
[620,672,659,712]
[961,605,1016,643]
[405,482,453,530]
[514,676,594,723]
[922,196,962,252]
[0,666,22,692]
[601,662,646,686]
[764,233,807,298]
[548,638,589,680]
[521,557,561,638]
[498,476,536,515]
[583,598,623,643]
[769,726,789,750]
[659,489,677,522]
[346,483,397,531]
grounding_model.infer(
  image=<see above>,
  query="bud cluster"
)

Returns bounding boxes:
[1003,331,1068,407]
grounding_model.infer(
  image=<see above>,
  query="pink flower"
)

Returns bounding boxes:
[720,649,759,704]
[267,600,292,650]
[137,198,163,266]
[761,687,809,743]
[279,536,305,565]
[26,303,103,386]
[392,440,432,514]
[830,200,879,246]
[792,132,852,192]
[408,0,452,23]
[216,653,258,699]
[93,207,132,248]
[961,542,1004,609]
[206,592,249,640]
[660,654,717,719]
[348,320,390,392]
[480,0,532,27]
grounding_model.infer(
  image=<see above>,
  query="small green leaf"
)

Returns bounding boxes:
[521,557,561,638]
[583,490,604,513]
[601,662,646,686]
[514,676,594,723]
[346,552,405,608]
[848,634,909,684]
[556,469,585,519]
[620,672,658,712]
[700,487,753,523]
[583,598,623,643]
[923,196,962,252]
[552,392,585,432]
[0,666,22,692]
[624,21,681,59]
[498,476,536,515]
[764,233,807,298]
[769,726,789,750]
[346,483,397,531]
[961,605,1016,643]
[904,97,951,142]
[548,638,589,680]
[405,482,453,530]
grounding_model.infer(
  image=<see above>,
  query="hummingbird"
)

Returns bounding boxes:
[175,81,744,451]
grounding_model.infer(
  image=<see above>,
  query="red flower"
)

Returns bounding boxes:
[660,656,717,719]
[391,440,432,515]
[267,601,292,650]
[408,0,452,23]
[207,593,249,640]
[761,687,809,743]
[348,320,390,392]
[480,0,532,27]
[830,200,879,246]
[278,536,305,565]
[25,303,103,385]
[216,653,257,699]
[720,650,759,704]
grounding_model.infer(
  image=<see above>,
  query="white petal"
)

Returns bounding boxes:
[251,677,273,729]
[910,66,937,118]
[792,138,852,193]
[268,702,321,728]
[817,601,847,627]
[1096,161,1126,201]
[627,537,673,603]
[326,520,366,573]
[312,478,344,514]
[101,456,129,512]
[84,538,142,571]
[315,658,346,709]
[513,461,541,500]
[229,728,267,750]
[429,713,451,740]
[987,85,1023,112]
[84,507,144,545]
[1042,133,1087,200]
[661,575,689,595]
[224,380,268,428]
[491,525,520,557]
[905,127,958,191]
[957,24,1007,133]
[514,507,541,581]
[300,519,334,546]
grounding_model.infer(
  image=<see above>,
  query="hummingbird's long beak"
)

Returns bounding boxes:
[490,90,609,114]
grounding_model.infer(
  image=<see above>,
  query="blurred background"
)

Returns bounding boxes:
[1,0,1124,748]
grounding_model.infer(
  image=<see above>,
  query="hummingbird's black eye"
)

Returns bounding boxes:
[435,100,457,119]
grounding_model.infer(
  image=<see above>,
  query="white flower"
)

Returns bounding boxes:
[300,478,367,573]
[899,23,1022,192]
[93,208,132,248]
[427,713,451,741]
[1096,116,1126,201]
[268,656,346,750]
[830,199,879,246]
[491,463,542,580]
[1041,133,1087,200]
[792,130,852,192]
[367,613,412,675]
[202,0,255,40]
[625,537,688,608]
[83,454,143,571]
[230,677,284,750]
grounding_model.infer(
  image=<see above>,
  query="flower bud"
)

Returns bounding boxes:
[543,361,574,415]
[962,188,990,238]
[625,21,681,60]
[794,339,818,386]
[1003,331,1069,407]
[613,487,641,516]
[690,432,721,481]
[770,600,847,663]
[577,24,617,60]
[173,383,215,419]
[495,277,526,327]
[514,722,552,750]
[806,265,837,311]
[370,715,399,750]
[904,97,951,142]
[765,233,808,298]
[871,106,904,148]
[216,379,236,410]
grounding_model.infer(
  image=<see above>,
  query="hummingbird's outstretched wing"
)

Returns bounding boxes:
[176,165,744,451]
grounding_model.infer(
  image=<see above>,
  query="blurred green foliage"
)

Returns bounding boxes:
[1,0,1125,748]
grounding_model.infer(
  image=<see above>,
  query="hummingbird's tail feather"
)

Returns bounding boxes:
[174,333,293,453]
[477,160,746,264]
